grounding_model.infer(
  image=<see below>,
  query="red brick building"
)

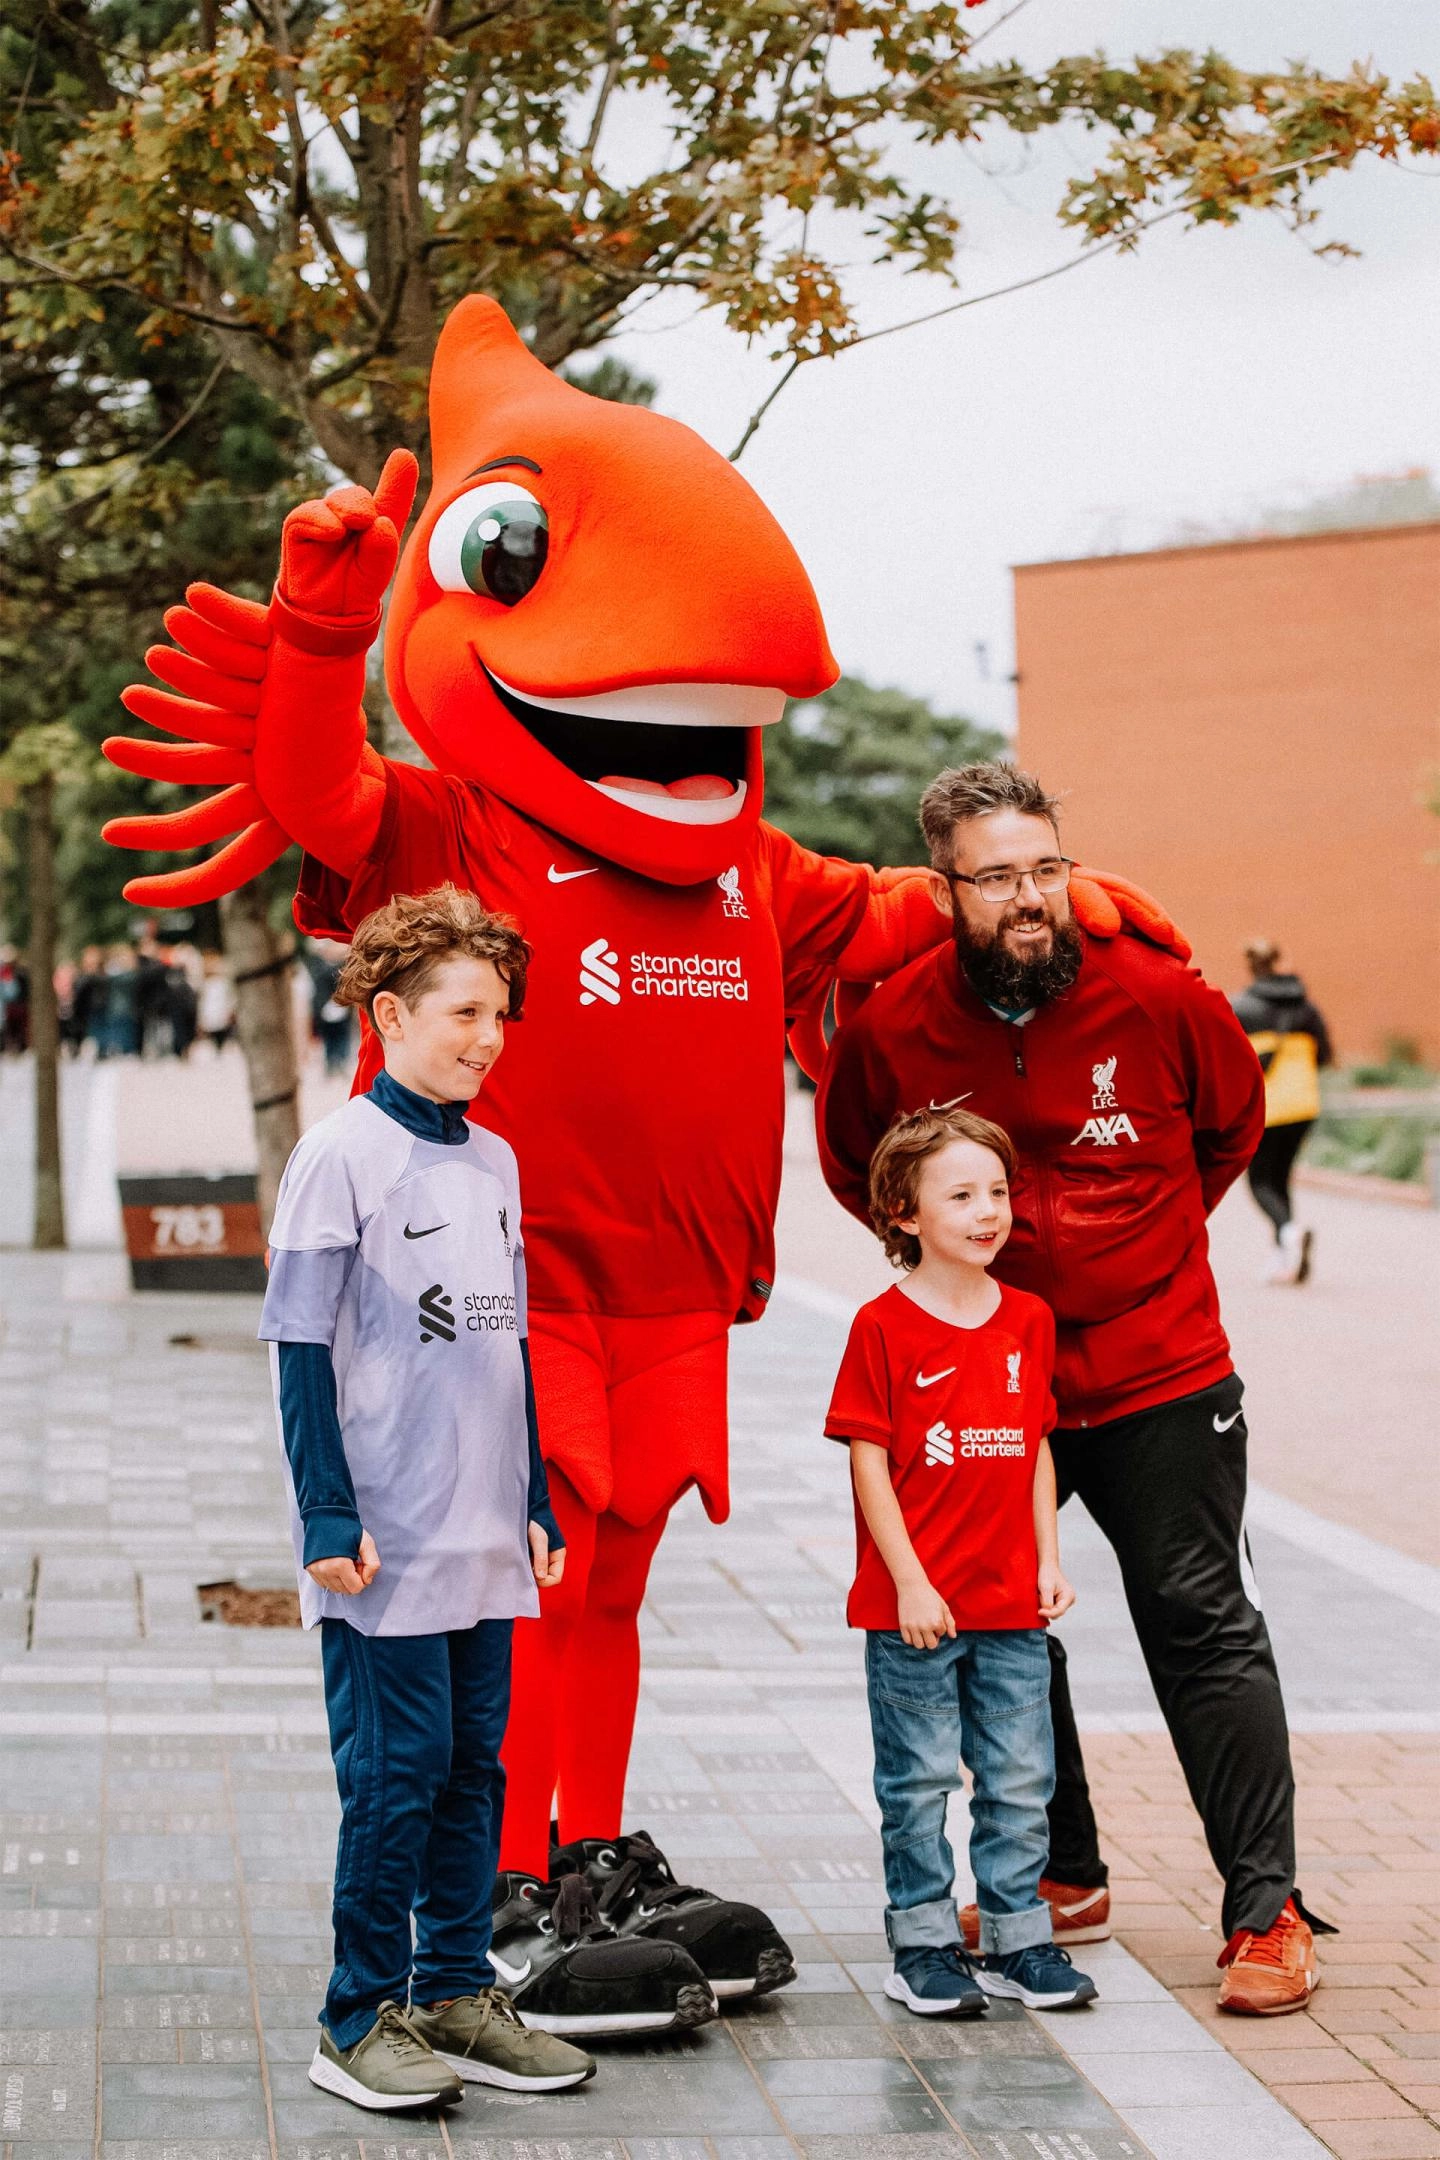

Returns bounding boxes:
[1014,522,1440,1064]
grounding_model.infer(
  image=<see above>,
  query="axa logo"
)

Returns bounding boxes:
[1072,1112,1139,1147]
[1006,1351,1022,1394]
[418,1282,455,1344]
[718,865,749,918]
[579,936,621,1007]
[1091,1055,1118,1109]
[924,1418,954,1468]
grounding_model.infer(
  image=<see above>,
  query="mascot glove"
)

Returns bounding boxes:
[1070,867,1191,963]
[272,449,419,654]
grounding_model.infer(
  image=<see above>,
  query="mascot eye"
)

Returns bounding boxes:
[427,482,549,606]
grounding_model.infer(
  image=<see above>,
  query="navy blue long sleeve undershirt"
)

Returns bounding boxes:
[275,1068,563,1565]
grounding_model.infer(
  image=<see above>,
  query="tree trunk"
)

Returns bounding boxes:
[219,882,300,1239]
[26,773,65,1251]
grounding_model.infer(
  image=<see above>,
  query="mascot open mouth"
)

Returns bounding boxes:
[482,662,780,826]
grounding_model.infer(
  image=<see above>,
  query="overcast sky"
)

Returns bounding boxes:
[596,0,1440,736]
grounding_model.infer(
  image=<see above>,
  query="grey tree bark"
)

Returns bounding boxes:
[219,881,300,1239]
[26,772,65,1250]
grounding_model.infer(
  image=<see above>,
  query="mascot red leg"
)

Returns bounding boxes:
[505,1314,730,1869]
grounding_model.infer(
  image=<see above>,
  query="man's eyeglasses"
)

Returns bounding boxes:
[944,858,1074,905]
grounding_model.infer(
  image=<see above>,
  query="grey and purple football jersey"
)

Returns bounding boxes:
[258,1095,537,1635]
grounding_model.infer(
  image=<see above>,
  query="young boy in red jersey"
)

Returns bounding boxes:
[825,1104,1097,2017]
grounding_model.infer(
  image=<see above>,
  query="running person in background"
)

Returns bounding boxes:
[1231,939,1332,1286]
[819,762,1330,2017]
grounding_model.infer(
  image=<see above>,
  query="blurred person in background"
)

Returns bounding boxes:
[70,948,108,1056]
[198,952,236,1054]
[302,938,356,1075]
[134,932,171,1057]
[0,948,30,1054]
[1232,940,1332,1286]
[54,958,79,1054]
[165,949,200,1059]
[99,945,140,1059]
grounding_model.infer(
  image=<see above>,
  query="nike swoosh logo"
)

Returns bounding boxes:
[916,1367,956,1389]
[1213,1408,1243,1433]
[403,1222,449,1240]
[548,864,599,883]
[490,1951,531,1984]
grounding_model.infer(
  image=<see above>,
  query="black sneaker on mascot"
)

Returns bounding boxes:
[552,1830,797,2002]
[488,1868,718,2037]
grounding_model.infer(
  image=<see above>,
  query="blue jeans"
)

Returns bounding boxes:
[866,1627,1055,1956]
[320,1617,512,2046]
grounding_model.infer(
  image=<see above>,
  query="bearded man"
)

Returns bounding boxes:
[817,761,1328,2017]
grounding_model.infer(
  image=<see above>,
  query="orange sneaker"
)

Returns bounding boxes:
[1217,1898,1317,2015]
[959,1879,1111,1952]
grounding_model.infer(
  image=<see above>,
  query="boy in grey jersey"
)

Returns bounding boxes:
[258,887,594,2109]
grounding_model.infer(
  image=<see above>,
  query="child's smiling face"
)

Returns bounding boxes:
[897,1137,1013,1272]
[373,953,511,1102]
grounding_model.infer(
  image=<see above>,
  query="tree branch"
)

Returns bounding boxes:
[579,4,622,169]
[726,144,1350,461]
[44,355,229,525]
[268,0,381,328]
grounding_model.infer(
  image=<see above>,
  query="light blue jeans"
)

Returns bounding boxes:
[865,1626,1055,1956]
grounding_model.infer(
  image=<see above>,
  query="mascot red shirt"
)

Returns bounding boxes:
[104,297,1176,1888]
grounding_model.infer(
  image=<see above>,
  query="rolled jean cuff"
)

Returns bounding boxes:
[886,1897,962,1951]
[979,1900,1053,1955]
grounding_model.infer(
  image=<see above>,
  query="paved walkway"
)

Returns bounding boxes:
[2,1062,1438,2159]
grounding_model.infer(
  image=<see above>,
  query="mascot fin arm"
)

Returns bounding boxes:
[104,584,293,905]
[248,453,417,876]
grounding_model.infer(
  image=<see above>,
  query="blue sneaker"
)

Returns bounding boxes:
[884,1944,987,2018]
[977,1942,1098,2009]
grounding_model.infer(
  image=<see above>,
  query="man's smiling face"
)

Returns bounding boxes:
[929,807,1083,1008]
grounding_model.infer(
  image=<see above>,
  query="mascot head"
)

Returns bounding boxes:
[386,297,838,884]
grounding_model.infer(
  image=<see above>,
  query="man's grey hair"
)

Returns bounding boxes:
[918,762,1063,872]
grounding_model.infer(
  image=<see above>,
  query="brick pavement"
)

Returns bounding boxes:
[3,1064,1437,2158]
[0,1244,1336,2160]
[774,1087,1440,2159]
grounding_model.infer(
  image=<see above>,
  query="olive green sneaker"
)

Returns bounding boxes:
[309,2000,463,2111]
[409,1987,596,2090]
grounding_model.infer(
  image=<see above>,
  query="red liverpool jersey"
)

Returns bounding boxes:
[826,1282,1057,1633]
[297,762,871,1320]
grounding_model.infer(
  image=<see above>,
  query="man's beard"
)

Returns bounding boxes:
[953,909,1084,1009]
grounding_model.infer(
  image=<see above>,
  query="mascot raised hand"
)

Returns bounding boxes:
[105,296,1178,2029]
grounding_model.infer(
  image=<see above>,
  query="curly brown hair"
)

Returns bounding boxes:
[868,1101,1018,1271]
[918,761,1063,872]
[334,885,530,1022]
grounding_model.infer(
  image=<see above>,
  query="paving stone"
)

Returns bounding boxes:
[448,2144,624,2160]
[757,2056,927,2096]
[102,1993,256,2029]
[0,2029,97,2068]
[100,2063,271,2138]
[100,2144,272,2160]
[0,2058,96,2137]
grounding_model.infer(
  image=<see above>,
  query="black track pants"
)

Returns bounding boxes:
[1247,1121,1313,1239]
[1044,1375,1297,1938]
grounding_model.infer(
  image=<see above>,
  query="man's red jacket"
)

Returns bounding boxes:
[816,933,1265,1429]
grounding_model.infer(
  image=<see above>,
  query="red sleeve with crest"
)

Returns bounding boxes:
[292,762,476,940]
[757,822,874,1022]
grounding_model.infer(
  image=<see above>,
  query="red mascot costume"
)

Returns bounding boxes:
[105,296,1176,2027]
